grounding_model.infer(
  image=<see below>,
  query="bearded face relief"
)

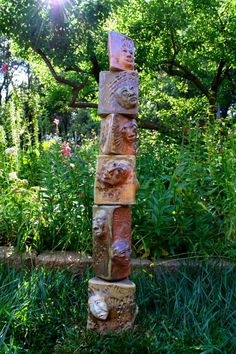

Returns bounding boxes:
[113,117,137,156]
[98,71,138,117]
[108,31,134,71]
[100,114,137,155]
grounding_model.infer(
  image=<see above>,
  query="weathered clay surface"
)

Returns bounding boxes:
[93,206,132,280]
[98,71,138,118]
[100,114,137,155]
[87,277,138,332]
[108,31,134,71]
[94,155,138,205]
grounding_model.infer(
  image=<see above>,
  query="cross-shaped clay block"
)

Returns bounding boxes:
[87,277,138,332]
[108,31,135,71]
[94,155,138,205]
[92,205,132,280]
[98,71,138,118]
[100,114,137,155]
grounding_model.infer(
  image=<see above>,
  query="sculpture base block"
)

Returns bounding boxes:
[87,277,138,332]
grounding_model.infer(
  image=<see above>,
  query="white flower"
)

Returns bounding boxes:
[9,172,18,180]
[5,147,17,155]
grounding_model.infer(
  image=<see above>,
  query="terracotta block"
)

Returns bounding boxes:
[87,277,138,332]
[98,71,138,118]
[93,206,132,280]
[94,155,138,205]
[108,31,135,71]
[100,114,137,155]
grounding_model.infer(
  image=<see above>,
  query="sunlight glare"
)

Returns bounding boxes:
[41,0,65,5]
[51,0,65,4]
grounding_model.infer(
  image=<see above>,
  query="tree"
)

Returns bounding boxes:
[109,0,236,121]
[0,36,31,105]
[0,0,119,106]
[0,0,235,141]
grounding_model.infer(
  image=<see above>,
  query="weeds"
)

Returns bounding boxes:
[0,261,235,353]
[0,113,235,258]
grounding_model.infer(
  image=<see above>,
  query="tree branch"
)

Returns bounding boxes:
[138,118,173,133]
[138,118,182,142]
[90,52,101,84]
[64,65,88,74]
[211,60,226,94]
[162,60,210,98]
[68,97,182,141]
[35,48,86,91]
[69,101,98,109]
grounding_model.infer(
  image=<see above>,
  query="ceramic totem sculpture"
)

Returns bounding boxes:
[87,31,138,332]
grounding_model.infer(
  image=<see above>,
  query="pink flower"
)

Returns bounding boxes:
[1,63,8,73]
[61,142,71,156]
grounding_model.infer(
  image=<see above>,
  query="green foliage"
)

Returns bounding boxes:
[0,122,235,257]
[0,0,118,72]
[69,109,99,139]
[0,0,235,259]
[0,262,235,353]
[0,137,97,252]
[107,0,236,123]
[0,264,89,353]
[133,122,236,258]
[1,0,235,138]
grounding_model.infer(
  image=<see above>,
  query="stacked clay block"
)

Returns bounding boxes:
[87,31,138,332]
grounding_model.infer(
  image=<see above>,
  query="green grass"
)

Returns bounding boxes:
[0,261,235,353]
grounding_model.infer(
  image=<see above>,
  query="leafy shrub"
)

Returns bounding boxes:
[133,123,236,258]
[0,138,97,252]
[0,115,235,258]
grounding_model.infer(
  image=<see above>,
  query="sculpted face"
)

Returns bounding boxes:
[120,120,137,143]
[108,32,135,71]
[118,45,134,69]
[115,85,138,109]
[88,294,109,320]
[93,210,107,238]
[112,240,131,267]
[100,162,129,187]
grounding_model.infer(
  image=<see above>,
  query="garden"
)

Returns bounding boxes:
[0,0,235,352]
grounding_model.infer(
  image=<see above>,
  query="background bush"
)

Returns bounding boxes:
[0,118,235,258]
[0,137,97,253]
